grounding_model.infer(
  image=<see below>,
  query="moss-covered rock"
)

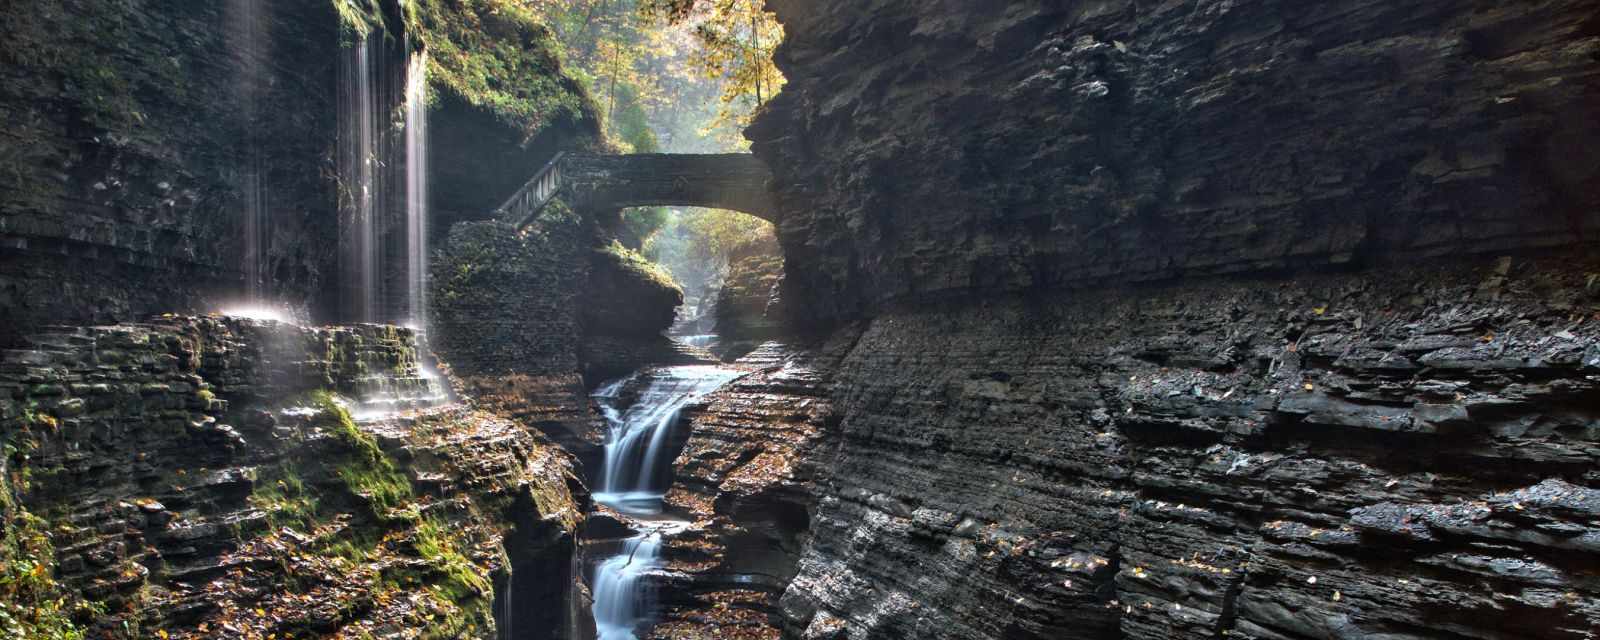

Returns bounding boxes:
[585,240,684,338]
[404,0,600,143]
[0,316,584,638]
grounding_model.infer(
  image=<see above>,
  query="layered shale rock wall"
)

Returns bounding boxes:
[750,1,1600,638]
[652,339,857,639]
[753,0,1600,327]
[711,241,789,361]
[0,317,583,638]
[780,255,1600,640]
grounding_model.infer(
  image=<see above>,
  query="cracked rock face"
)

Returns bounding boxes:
[776,256,1600,639]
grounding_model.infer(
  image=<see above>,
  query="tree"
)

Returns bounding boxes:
[642,0,784,133]
[524,0,666,151]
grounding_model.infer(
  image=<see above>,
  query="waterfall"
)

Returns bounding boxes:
[588,365,742,639]
[330,30,444,417]
[337,28,430,327]
[677,334,718,349]
[338,33,379,322]
[502,568,514,640]
[405,45,430,330]
[228,0,269,305]
[591,533,667,640]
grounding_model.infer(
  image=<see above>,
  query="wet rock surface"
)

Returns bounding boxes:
[0,1,343,342]
[778,255,1600,639]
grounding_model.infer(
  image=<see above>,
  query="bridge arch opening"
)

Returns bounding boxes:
[628,206,784,360]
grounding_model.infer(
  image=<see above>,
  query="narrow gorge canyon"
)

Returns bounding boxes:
[2,1,1597,640]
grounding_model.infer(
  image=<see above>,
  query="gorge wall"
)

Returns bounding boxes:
[750,1,1600,639]
[753,0,1600,326]
[780,255,1600,640]
[0,2,625,638]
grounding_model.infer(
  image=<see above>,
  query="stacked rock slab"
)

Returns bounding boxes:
[774,255,1600,639]
[0,316,583,638]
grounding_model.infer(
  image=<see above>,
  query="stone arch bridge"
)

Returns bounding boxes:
[496,153,775,229]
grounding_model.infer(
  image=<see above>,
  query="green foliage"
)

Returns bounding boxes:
[620,207,671,249]
[0,503,89,639]
[610,82,661,153]
[645,207,776,304]
[642,0,785,132]
[405,0,599,141]
[332,0,389,41]
[522,0,761,151]
[646,207,774,266]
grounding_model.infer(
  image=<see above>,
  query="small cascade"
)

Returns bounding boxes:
[675,334,719,349]
[346,363,450,422]
[592,531,669,640]
[588,365,743,639]
[592,366,743,515]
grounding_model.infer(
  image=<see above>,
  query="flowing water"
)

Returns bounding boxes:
[338,30,430,326]
[338,33,380,322]
[228,0,268,305]
[404,45,430,330]
[675,334,719,349]
[589,365,743,639]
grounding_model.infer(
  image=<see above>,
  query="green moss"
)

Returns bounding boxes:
[412,517,492,614]
[248,464,319,531]
[601,239,683,296]
[405,0,600,141]
[311,393,418,519]
[332,0,389,41]
[239,394,495,637]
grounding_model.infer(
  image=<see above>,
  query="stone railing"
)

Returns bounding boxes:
[495,151,567,229]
